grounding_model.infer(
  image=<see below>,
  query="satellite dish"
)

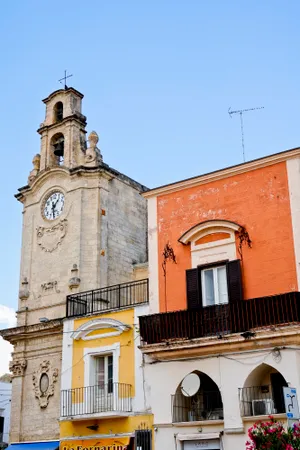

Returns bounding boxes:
[180,373,200,397]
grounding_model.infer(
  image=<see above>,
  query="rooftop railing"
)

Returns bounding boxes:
[66,279,149,318]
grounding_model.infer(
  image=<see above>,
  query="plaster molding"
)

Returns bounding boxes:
[179,219,241,245]
[71,318,131,341]
[140,325,300,361]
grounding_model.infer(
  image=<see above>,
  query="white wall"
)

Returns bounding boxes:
[145,348,300,450]
[0,381,12,444]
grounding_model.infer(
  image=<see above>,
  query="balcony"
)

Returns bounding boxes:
[61,383,132,419]
[139,291,300,346]
[172,390,223,423]
[239,385,285,417]
[66,279,149,318]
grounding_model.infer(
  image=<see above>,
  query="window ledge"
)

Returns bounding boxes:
[172,419,224,427]
[242,413,287,422]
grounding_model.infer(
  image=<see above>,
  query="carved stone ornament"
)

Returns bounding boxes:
[37,218,68,253]
[9,359,27,377]
[32,360,58,408]
[85,131,103,166]
[19,277,30,301]
[28,154,41,185]
[68,264,81,290]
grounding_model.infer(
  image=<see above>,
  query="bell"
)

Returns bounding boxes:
[53,141,64,158]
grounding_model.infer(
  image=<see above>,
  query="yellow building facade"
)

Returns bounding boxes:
[60,282,152,450]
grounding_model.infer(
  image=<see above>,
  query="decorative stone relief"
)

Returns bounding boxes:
[84,131,102,166]
[28,154,41,184]
[38,281,60,298]
[19,277,30,301]
[41,281,60,293]
[32,360,58,408]
[68,264,81,290]
[37,218,68,252]
[9,359,27,377]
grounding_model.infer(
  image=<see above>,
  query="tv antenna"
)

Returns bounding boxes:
[228,106,264,162]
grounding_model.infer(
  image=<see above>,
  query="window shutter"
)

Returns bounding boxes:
[226,259,243,303]
[186,268,202,309]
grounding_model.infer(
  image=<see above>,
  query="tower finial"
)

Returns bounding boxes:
[58,70,73,89]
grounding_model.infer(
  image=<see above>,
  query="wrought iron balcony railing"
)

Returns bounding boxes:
[172,390,223,422]
[66,279,149,318]
[61,383,132,417]
[239,385,286,417]
[139,292,300,345]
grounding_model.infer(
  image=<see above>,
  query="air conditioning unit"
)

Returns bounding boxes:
[252,399,275,416]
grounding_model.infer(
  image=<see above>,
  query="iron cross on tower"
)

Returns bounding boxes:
[59,70,73,89]
[228,106,264,162]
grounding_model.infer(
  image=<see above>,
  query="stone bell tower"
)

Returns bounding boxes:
[1,86,147,444]
[38,88,88,170]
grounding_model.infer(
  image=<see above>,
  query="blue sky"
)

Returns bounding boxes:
[0,0,300,371]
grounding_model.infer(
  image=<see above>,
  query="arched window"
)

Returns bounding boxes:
[180,220,243,309]
[172,371,223,422]
[51,133,64,166]
[239,363,288,416]
[53,102,63,123]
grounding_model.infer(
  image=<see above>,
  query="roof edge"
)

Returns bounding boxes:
[143,146,300,198]
[42,87,84,103]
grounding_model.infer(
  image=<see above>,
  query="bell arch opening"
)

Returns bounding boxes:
[53,101,63,123]
[51,133,65,166]
[172,370,223,422]
[239,363,288,416]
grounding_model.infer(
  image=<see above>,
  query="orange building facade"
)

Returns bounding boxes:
[139,148,300,450]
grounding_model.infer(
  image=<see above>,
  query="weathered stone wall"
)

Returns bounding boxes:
[107,177,147,286]
[8,323,62,442]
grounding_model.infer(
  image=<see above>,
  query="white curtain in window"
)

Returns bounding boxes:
[217,266,228,304]
[204,269,215,306]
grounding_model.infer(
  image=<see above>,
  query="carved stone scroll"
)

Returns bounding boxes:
[9,359,27,377]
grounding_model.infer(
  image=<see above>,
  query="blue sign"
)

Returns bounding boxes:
[284,387,300,419]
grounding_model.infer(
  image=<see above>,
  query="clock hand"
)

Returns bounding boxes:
[51,202,56,219]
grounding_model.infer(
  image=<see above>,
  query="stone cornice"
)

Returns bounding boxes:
[140,325,300,360]
[15,163,148,203]
[37,114,87,134]
[0,319,63,344]
[143,147,300,198]
[42,87,84,103]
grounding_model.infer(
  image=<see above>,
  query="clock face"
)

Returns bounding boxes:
[43,191,65,220]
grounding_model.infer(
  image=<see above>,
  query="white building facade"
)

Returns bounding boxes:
[0,381,12,447]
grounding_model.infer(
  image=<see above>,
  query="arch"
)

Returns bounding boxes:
[172,370,223,422]
[50,133,64,166]
[53,101,63,123]
[240,363,288,416]
[243,363,288,388]
[178,219,242,245]
[71,318,131,341]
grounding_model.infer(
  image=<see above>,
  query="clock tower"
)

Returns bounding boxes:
[1,87,148,443]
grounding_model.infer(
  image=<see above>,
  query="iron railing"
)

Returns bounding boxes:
[61,383,132,417]
[135,427,152,450]
[139,292,300,345]
[239,385,285,416]
[172,390,223,422]
[66,279,149,317]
